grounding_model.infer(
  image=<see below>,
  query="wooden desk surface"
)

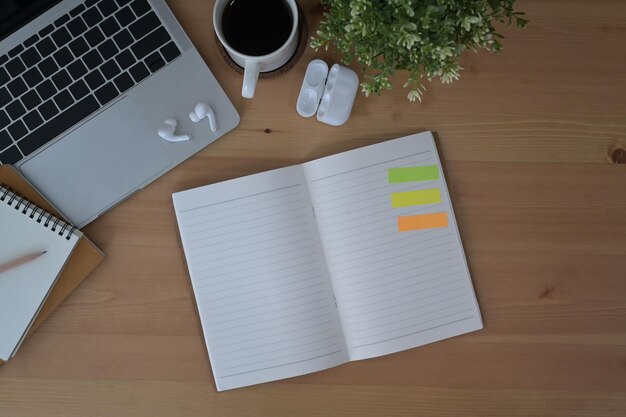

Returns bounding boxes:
[1,0,625,416]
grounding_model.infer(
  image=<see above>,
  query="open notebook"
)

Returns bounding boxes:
[0,185,80,361]
[173,132,482,391]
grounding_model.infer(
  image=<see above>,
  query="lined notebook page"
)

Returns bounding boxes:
[173,165,348,391]
[304,132,482,360]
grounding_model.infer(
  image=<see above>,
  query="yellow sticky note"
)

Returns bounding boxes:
[391,188,441,208]
[398,212,449,232]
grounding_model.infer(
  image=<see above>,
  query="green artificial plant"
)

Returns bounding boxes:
[311,0,528,101]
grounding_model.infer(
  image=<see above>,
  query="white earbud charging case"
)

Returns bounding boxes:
[296,60,359,126]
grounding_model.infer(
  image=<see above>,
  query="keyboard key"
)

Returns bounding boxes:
[0,88,10,107]
[0,110,9,129]
[6,100,26,120]
[54,14,70,27]
[23,110,44,130]
[0,67,9,84]
[100,60,121,79]
[131,27,170,60]
[0,55,7,65]
[160,41,181,62]
[86,0,99,6]
[115,49,135,69]
[130,0,150,17]
[95,82,118,105]
[8,77,27,98]
[20,47,42,67]
[9,44,24,58]
[51,27,72,47]
[69,79,89,100]
[128,61,149,82]
[35,37,56,57]
[0,130,11,150]
[100,16,121,37]
[67,17,88,37]
[23,67,44,87]
[83,50,104,69]
[53,90,74,110]
[70,4,86,17]
[38,56,59,77]
[38,100,59,119]
[8,120,28,140]
[0,145,22,164]
[83,7,103,26]
[39,24,55,37]
[6,57,26,77]
[98,0,118,17]
[85,69,105,89]
[69,37,89,57]
[129,12,160,41]
[115,6,135,27]
[17,95,99,158]
[36,80,57,100]
[21,90,42,109]
[53,47,74,67]
[113,72,134,93]
[113,29,133,50]
[68,60,88,79]
[52,69,72,90]
[98,39,118,60]
[85,27,105,47]
[145,52,165,72]
[24,34,40,47]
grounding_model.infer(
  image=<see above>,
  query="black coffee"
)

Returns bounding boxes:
[221,0,293,56]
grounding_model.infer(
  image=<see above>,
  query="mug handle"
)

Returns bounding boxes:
[242,60,261,99]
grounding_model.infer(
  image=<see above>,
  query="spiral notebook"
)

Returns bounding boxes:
[0,184,81,362]
[173,132,483,391]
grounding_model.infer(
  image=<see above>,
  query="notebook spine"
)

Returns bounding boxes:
[0,184,76,240]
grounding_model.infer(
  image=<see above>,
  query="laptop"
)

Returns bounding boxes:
[0,0,240,227]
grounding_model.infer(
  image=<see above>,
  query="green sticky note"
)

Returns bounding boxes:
[388,165,439,183]
[391,188,441,208]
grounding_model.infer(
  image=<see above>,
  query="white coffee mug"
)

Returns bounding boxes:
[213,0,299,99]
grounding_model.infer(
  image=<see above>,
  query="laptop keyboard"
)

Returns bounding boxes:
[0,0,182,165]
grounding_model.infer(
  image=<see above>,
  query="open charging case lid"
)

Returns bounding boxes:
[296,60,359,126]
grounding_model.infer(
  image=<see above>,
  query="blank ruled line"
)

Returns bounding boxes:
[348,291,469,329]
[333,241,454,276]
[316,180,437,209]
[310,151,431,184]
[201,271,320,300]
[184,197,304,227]
[218,335,340,365]
[195,251,318,277]
[187,205,308,235]
[195,243,316,271]
[198,265,321,292]
[193,237,313,263]
[179,185,302,213]
[324,223,391,245]
[352,316,474,348]
[219,350,343,379]
[343,275,464,314]
[339,264,461,302]
[346,285,467,320]
[204,282,326,318]
[190,224,310,254]
[351,302,471,335]
[320,198,442,227]
[209,297,328,327]
[213,319,335,346]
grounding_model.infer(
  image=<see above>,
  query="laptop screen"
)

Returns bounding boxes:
[1,0,62,41]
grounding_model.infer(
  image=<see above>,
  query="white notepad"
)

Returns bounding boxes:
[0,186,80,361]
[173,132,483,391]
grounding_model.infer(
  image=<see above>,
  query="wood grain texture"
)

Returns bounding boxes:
[1,0,625,415]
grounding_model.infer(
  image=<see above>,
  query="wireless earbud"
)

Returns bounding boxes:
[189,102,217,132]
[158,118,191,142]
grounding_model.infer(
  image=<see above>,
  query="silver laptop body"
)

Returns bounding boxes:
[0,0,239,227]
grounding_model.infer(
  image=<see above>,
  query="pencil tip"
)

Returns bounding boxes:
[43,251,48,254]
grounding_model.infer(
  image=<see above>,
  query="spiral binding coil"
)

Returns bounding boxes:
[0,184,76,240]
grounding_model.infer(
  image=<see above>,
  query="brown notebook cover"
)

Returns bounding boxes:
[0,165,105,366]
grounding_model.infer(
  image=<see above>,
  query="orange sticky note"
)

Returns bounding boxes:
[398,212,449,232]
